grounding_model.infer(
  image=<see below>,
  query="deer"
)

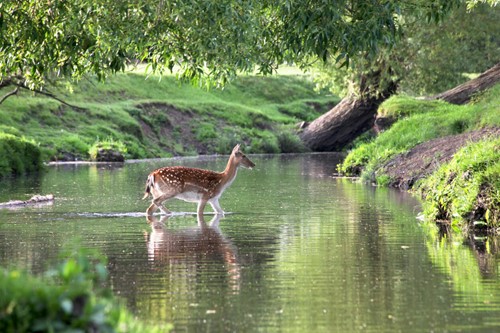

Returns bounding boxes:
[143,144,255,219]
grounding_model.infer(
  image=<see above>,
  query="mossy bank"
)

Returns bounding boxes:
[340,84,500,233]
[0,70,338,177]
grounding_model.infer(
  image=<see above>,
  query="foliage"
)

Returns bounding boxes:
[312,3,500,97]
[398,3,500,95]
[0,133,43,178]
[0,248,170,333]
[417,138,500,231]
[277,129,308,153]
[0,0,466,91]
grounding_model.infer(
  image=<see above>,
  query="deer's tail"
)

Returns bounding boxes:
[142,174,154,200]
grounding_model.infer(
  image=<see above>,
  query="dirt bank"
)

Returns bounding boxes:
[381,127,500,190]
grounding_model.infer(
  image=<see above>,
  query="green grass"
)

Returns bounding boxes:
[0,70,338,162]
[417,138,500,231]
[339,84,500,181]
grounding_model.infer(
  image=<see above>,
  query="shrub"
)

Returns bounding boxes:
[0,248,170,333]
[277,130,308,153]
[250,134,280,154]
[0,133,43,178]
[89,138,128,161]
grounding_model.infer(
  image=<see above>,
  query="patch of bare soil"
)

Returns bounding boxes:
[382,127,500,190]
[136,102,211,154]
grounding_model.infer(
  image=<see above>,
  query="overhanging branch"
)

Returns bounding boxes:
[0,87,19,104]
[0,78,87,111]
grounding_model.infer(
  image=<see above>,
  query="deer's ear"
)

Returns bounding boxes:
[233,144,241,153]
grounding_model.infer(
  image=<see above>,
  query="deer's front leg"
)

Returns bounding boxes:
[209,198,224,215]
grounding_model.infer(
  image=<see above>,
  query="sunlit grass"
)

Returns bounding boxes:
[339,84,500,181]
[0,71,338,161]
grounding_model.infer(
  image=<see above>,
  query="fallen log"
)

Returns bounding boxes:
[0,194,54,208]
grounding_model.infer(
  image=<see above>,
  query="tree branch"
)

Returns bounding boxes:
[12,81,87,111]
[0,87,19,105]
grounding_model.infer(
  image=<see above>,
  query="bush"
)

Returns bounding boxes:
[0,248,170,333]
[0,133,43,178]
[89,138,128,161]
[277,130,308,153]
[250,134,280,154]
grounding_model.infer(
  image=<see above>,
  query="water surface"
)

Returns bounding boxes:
[1,153,499,332]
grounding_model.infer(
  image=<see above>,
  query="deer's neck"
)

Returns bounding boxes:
[220,156,239,185]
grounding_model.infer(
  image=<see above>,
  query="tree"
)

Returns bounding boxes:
[2,0,495,151]
[300,2,500,151]
[1,0,460,91]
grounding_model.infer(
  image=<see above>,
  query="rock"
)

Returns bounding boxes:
[94,149,125,162]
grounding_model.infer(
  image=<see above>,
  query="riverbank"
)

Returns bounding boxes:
[340,84,500,232]
[0,69,339,177]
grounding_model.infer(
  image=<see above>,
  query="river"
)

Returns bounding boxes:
[0,153,499,332]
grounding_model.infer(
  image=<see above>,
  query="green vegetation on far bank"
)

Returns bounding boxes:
[0,134,43,177]
[340,84,500,232]
[0,70,338,176]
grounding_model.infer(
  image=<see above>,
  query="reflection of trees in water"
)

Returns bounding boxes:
[466,235,500,278]
[279,152,345,178]
[0,172,43,202]
[434,224,500,279]
[0,222,64,274]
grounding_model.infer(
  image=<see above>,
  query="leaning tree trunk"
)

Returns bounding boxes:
[299,95,385,151]
[430,62,500,105]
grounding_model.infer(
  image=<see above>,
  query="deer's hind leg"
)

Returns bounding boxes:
[147,192,176,216]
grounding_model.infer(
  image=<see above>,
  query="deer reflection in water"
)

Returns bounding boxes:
[145,214,241,292]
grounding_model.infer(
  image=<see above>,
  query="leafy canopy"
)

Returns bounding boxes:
[0,0,481,89]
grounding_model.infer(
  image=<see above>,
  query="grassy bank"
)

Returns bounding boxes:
[0,69,338,172]
[340,84,500,231]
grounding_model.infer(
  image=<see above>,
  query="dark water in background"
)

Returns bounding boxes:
[1,153,499,332]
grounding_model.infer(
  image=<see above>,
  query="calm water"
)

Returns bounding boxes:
[1,153,500,332]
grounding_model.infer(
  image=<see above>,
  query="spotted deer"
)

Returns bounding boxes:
[143,144,255,218]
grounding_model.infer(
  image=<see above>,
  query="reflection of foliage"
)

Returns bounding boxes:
[0,247,170,332]
[425,234,500,306]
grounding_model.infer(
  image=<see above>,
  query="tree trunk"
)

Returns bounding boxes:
[430,62,500,105]
[299,96,384,151]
